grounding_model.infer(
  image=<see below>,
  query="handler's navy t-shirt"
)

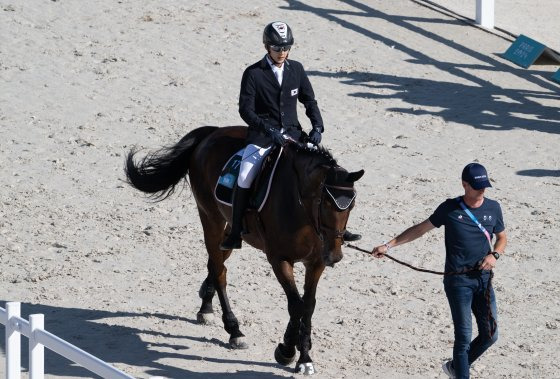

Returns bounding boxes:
[429,197,504,275]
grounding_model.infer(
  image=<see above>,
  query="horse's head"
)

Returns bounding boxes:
[289,144,364,267]
[318,165,364,266]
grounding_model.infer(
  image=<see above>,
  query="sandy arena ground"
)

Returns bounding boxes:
[1,1,559,378]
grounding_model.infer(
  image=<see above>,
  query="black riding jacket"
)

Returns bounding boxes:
[239,55,324,146]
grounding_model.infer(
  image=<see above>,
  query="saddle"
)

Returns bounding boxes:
[214,146,283,211]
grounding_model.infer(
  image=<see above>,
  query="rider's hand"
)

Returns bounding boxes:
[309,128,322,145]
[267,127,286,146]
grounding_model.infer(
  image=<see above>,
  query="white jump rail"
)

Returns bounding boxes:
[1,302,137,379]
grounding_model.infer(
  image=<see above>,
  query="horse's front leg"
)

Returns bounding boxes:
[295,261,325,375]
[270,259,303,366]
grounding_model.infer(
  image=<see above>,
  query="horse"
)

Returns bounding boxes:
[125,126,363,374]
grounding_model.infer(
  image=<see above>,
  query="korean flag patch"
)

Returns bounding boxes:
[291,88,298,96]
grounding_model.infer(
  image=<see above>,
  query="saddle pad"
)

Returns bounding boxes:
[215,148,244,205]
[214,147,283,212]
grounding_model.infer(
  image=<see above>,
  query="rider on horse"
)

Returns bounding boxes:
[220,21,361,251]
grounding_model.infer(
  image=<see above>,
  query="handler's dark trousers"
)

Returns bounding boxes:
[444,272,498,379]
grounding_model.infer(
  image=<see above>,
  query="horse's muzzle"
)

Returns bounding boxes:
[322,247,343,267]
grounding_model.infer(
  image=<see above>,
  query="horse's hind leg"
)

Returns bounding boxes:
[197,275,216,324]
[198,211,248,349]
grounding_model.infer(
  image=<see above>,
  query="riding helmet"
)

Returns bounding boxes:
[263,21,294,47]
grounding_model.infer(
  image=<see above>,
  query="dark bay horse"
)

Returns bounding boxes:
[125,126,363,374]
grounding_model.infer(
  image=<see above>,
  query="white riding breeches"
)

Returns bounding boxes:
[237,144,273,189]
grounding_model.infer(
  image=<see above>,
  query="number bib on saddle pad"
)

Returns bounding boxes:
[214,147,283,212]
[215,148,243,197]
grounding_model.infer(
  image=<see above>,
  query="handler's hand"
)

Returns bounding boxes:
[372,244,389,258]
[479,254,497,270]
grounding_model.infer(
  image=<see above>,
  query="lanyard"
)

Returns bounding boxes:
[456,197,493,251]
[456,197,498,338]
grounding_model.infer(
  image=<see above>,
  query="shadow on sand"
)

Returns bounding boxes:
[0,302,289,378]
[283,0,559,130]
[516,169,560,177]
[282,0,559,174]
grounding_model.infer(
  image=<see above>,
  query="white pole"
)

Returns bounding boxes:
[476,0,495,29]
[29,314,45,379]
[34,331,135,379]
[2,303,135,379]
[6,302,21,379]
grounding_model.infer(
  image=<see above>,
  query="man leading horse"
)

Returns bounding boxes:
[220,21,361,251]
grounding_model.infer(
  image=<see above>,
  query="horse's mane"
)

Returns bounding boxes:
[291,144,337,167]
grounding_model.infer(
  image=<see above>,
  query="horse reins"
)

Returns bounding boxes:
[346,243,477,276]
[346,243,497,338]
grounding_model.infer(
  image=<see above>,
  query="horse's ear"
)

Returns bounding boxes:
[346,169,364,183]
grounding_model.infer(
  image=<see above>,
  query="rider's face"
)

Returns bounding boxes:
[266,46,290,66]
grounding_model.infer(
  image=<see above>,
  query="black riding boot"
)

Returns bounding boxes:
[343,230,362,242]
[220,187,251,251]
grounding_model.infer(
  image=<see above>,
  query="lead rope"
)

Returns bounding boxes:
[346,244,477,276]
[347,241,496,339]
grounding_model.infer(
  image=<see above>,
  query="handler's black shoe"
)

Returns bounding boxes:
[343,230,362,242]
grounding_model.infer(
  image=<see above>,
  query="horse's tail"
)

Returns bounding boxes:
[125,126,218,201]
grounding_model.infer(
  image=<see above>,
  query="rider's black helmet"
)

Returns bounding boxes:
[263,21,294,47]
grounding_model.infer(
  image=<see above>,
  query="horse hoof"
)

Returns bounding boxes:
[295,362,316,375]
[274,343,296,365]
[229,336,249,349]
[196,312,215,324]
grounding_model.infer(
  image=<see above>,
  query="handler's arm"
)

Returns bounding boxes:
[479,230,507,270]
[372,219,435,257]
[493,230,507,254]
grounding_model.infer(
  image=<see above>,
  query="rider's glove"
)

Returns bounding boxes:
[266,126,286,146]
[308,127,322,145]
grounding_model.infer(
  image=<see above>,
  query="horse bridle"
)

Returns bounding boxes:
[288,145,354,245]
[317,183,355,242]
[300,177,355,246]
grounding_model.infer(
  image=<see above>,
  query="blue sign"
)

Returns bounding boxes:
[552,69,560,84]
[503,35,546,68]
